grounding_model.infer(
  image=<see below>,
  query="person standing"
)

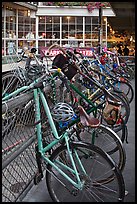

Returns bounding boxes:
[123,45,129,56]
[117,45,123,55]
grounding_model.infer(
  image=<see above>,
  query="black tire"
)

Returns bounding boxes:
[113,80,134,104]
[125,65,135,80]
[46,142,125,202]
[2,72,23,98]
[2,73,24,138]
[74,124,126,172]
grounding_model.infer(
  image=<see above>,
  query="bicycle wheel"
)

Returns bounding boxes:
[74,124,126,172]
[2,72,23,98]
[113,80,134,104]
[46,142,125,202]
[124,64,135,80]
[2,73,23,138]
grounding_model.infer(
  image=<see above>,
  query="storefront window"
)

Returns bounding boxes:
[75,17,83,40]
[38,16,60,39]
[6,40,16,55]
[18,10,36,39]
[5,8,16,39]
[85,17,91,39]
[38,17,46,39]
[2,4,108,56]
[52,17,60,39]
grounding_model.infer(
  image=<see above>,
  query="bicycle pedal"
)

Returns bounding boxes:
[34,172,43,185]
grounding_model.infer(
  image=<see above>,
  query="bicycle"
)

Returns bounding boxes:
[2,47,55,132]
[2,71,125,202]
[2,63,126,168]
[100,48,134,103]
[72,48,130,110]
[104,48,135,81]
[86,48,134,104]
[2,44,127,170]
[2,46,54,96]
[47,44,130,138]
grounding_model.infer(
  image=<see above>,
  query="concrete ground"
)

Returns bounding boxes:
[22,79,135,202]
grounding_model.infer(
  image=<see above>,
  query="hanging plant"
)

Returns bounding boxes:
[43,2,110,12]
[54,2,65,7]
[86,2,110,12]
[45,2,53,6]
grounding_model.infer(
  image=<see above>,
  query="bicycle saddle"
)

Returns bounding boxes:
[78,106,100,128]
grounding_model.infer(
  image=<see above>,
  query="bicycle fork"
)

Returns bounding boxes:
[43,134,88,191]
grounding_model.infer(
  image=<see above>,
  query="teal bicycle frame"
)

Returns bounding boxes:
[3,71,105,144]
[34,87,88,189]
[2,73,96,190]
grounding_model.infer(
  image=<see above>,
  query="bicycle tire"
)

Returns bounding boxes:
[73,124,126,172]
[124,65,135,80]
[2,72,24,97]
[2,72,24,138]
[113,80,134,104]
[46,142,125,202]
[2,72,36,128]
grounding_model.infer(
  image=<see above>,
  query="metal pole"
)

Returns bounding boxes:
[98,6,103,54]
[105,17,107,48]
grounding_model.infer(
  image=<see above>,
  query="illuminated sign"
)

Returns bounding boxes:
[40,47,93,57]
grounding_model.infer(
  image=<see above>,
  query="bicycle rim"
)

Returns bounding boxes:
[75,124,126,172]
[2,72,23,97]
[46,142,125,202]
[114,81,134,104]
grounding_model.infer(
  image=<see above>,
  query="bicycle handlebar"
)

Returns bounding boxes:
[16,51,28,62]
[16,49,36,63]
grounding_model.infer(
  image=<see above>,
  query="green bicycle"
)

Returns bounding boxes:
[2,71,125,202]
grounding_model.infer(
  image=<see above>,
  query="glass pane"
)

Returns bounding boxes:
[46,16,53,23]
[92,17,99,24]
[62,24,68,39]
[5,8,16,39]
[6,40,16,55]
[39,16,45,23]
[18,9,36,41]
[77,17,83,24]
[39,24,45,31]
[53,24,60,32]
[85,41,92,47]
[85,17,91,25]
[62,17,68,24]
[53,16,60,23]
[69,16,75,24]
[69,25,75,37]
[92,32,98,39]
